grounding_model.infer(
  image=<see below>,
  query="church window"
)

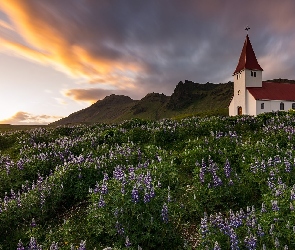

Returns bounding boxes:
[292,103,295,109]
[251,71,256,77]
[261,103,264,109]
[280,102,284,110]
[238,90,240,95]
[237,74,238,80]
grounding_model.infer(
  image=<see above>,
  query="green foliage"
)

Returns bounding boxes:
[2,111,295,249]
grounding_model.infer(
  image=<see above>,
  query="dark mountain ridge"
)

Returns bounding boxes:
[52,80,234,125]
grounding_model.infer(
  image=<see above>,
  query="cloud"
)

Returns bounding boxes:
[0,19,13,30]
[1,0,295,99]
[64,88,139,104]
[0,111,62,125]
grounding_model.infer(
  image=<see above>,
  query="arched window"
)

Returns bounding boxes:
[292,103,295,109]
[280,102,284,110]
[261,103,264,109]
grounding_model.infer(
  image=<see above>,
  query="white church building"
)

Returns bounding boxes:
[229,34,295,116]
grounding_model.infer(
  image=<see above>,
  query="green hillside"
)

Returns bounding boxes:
[52,81,233,125]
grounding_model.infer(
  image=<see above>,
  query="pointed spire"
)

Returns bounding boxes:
[233,35,263,75]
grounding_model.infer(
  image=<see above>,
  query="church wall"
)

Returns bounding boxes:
[245,70,262,87]
[246,91,257,115]
[256,100,295,115]
[233,70,247,114]
[228,98,235,116]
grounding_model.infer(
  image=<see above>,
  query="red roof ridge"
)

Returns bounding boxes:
[233,35,263,75]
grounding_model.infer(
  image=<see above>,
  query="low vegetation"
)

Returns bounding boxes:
[1,111,295,249]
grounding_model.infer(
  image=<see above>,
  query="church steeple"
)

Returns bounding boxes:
[233,35,263,75]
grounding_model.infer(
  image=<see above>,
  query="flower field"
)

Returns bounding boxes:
[1,111,295,249]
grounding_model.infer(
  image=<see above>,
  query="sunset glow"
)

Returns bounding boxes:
[1,0,295,124]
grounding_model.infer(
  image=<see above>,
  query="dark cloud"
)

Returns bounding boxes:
[1,0,295,98]
[1,111,62,125]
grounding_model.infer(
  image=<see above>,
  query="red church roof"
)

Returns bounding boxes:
[247,82,295,101]
[233,35,263,75]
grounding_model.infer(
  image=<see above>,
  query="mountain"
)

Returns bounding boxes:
[51,80,234,125]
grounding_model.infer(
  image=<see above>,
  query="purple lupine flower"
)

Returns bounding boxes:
[199,160,206,183]
[125,236,131,247]
[212,173,223,187]
[115,221,125,235]
[17,240,25,250]
[213,241,221,250]
[261,203,267,213]
[161,203,169,223]
[269,224,275,235]
[28,237,42,250]
[228,210,238,228]
[200,212,209,237]
[144,171,152,188]
[49,242,58,250]
[229,228,239,250]
[290,202,294,211]
[131,186,139,203]
[285,160,291,172]
[78,240,86,250]
[224,159,231,178]
[100,182,108,195]
[290,186,295,200]
[31,218,36,227]
[244,234,257,250]
[271,200,279,211]
[274,237,280,248]
[128,167,135,181]
[98,195,105,208]
[167,186,171,202]
[257,224,264,237]
[143,190,151,203]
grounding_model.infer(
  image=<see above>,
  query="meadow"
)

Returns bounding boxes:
[1,111,295,249]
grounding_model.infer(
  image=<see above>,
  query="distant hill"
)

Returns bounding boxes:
[51,80,234,125]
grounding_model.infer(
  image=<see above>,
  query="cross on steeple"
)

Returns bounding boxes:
[245,26,250,33]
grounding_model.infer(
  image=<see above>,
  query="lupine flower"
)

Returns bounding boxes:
[31,218,36,227]
[115,221,125,235]
[290,187,295,200]
[269,224,275,235]
[28,237,42,250]
[244,234,257,250]
[290,202,294,211]
[229,228,239,250]
[200,212,209,237]
[274,237,280,248]
[131,186,139,203]
[125,236,131,247]
[98,195,105,208]
[261,202,267,213]
[49,242,58,250]
[284,245,289,249]
[161,203,169,223]
[199,159,206,183]
[257,224,264,237]
[213,241,221,250]
[78,240,86,250]
[17,240,25,250]
[271,200,279,211]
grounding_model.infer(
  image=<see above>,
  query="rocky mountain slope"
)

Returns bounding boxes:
[51,80,234,125]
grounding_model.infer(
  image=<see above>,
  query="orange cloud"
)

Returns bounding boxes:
[0,111,62,125]
[0,1,143,88]
[64,88,120,104]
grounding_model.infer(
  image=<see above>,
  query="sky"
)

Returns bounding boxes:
[1,0,295,124]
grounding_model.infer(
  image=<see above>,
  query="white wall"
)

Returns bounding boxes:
[246,91,256,115]
[233,70,246,114]
[256,100,295,115]
[229,98,235,116]
[245,70,262,87]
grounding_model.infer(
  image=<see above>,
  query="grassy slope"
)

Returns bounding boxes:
[52,82,234,125]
